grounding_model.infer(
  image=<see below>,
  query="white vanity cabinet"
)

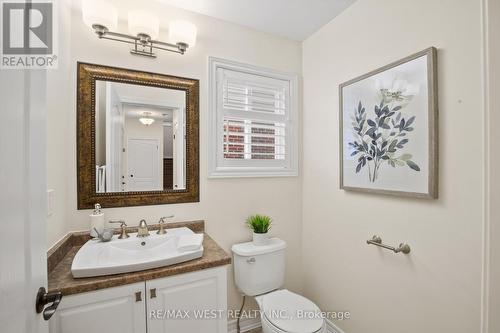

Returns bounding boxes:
[147,266,227,333]
[49,282,146,333]
[49,266,228,333]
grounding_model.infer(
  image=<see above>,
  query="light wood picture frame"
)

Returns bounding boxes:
[339,47,438,198]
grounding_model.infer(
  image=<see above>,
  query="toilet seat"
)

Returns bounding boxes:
[258,289,324,333]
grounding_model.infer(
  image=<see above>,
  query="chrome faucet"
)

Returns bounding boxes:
[137,219,150,237]
[109,220,129,239]
[156,215,174,235]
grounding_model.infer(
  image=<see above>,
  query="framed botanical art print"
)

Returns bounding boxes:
[339,47,438,198]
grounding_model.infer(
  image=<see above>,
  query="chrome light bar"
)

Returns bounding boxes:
[92,24,188,58]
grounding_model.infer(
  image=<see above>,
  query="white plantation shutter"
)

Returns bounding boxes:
[209,58,298,177]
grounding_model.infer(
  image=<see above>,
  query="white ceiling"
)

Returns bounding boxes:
[155,0,357,41]
[124,105,172,121]
[110,82,185,109]
[109,82,181,120]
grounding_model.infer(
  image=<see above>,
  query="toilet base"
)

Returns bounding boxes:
[259,315,326,333]
[254,290,326,333]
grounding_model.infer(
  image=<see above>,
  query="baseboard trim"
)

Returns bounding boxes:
[227,317,345,333]
[228,317,262,333]
[326,318,346,333]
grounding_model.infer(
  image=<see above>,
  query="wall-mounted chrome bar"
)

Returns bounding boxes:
[366,235,411,254]
[92,24,187,58]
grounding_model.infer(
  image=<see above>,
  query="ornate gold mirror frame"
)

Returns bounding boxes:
[77,62,199,209]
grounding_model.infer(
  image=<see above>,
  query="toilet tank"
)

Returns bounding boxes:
[231,238,286,296]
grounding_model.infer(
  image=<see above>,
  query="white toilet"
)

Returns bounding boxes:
[232,238,326,333]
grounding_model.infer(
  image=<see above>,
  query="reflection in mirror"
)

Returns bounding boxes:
[95,81,186,193]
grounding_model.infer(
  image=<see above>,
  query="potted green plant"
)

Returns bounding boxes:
[246,214,272,246]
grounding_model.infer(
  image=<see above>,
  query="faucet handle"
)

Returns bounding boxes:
[158,215,174,223]
[157,215,174,235]
[109,220,129,239]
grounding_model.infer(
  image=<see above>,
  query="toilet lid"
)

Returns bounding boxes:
[260,290,323,333]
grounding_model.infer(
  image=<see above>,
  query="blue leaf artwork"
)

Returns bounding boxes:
[347,83,421,183]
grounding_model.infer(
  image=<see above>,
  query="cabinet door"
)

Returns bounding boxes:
[49,282,146,333]
[147,266,228,333]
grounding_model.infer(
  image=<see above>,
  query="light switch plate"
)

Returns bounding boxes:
[47,189,54,216]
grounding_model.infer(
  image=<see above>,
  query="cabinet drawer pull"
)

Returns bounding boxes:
[150,288,157,299]
[135,291,142,302]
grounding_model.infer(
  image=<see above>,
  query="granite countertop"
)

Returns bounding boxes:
[47,221,231,296]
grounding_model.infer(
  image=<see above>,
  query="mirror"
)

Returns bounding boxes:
[77,63,199,209]
[95,81,186,192]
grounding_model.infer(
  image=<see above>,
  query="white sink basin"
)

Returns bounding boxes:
[71,227,203,278]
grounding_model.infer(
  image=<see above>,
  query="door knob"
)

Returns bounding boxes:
[35,287,62,321]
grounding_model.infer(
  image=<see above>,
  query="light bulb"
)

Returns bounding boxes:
[128,10,159,39]
[82,0,118,30]
[169,20,197,47]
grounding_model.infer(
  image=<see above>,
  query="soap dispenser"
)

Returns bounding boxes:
[89,203,105,238]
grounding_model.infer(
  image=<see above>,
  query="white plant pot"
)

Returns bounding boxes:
[252,232,269,246]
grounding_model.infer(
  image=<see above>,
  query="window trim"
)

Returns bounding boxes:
[208,57,299,178]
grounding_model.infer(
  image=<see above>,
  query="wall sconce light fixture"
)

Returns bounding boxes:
[82,0,197,58]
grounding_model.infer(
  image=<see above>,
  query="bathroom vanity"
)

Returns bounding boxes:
[47,221,230,333]
[48,64,226,332]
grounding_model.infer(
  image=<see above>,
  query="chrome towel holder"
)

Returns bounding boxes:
[366,235,411,254]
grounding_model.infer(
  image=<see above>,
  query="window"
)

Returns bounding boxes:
[208,57,299,177]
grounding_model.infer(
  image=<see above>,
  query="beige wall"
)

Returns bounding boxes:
[164,124,173,158]
[46,0,72,246]
[485,0,500,331]
[302,0,483,332]
[46,0,495,330]
[46,0,302,313]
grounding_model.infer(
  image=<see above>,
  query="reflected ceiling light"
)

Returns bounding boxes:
[139,112,155,126]
[81,0,197,58]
